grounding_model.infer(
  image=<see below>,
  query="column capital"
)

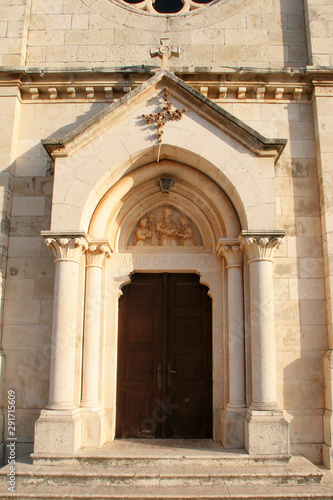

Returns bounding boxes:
[216,239,243,268]
[86,241,112,268]
[239,231,286,263]
[42,231,88,263]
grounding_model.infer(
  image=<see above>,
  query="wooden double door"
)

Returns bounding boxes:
[116,273,212,439]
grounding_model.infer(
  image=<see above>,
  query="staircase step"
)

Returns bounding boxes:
[1,483,333,500]
[0,457,323,487]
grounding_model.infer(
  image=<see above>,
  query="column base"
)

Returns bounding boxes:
[322,443,333,470]
[221,407,246,448]
[244,408,290,459]
[80,407,107,448]
[34,409,82,455]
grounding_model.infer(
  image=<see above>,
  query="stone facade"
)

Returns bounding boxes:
[0,0,332,470]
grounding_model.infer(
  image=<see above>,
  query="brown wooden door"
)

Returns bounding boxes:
[116,273,212,439]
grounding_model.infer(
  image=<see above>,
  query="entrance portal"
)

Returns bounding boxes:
[116,273,212,439]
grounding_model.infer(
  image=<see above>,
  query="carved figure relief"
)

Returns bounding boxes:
[133,217,152,246]
[129,206,201,247]
[156,206,179,246]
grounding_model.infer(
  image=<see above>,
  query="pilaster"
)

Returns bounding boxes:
[240,231,290,459]
[311,85,333,469]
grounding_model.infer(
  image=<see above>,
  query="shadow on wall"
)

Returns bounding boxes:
[279,101,327,466]
[280,0,309,68]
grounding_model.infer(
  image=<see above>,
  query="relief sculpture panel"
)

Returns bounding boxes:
[129,206,202,247]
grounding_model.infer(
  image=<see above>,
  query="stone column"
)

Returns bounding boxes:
[217,240,246,448]
[80,242,111,447]
[34,232,88,455]
[240,231,290,459]
[81,243,111,408]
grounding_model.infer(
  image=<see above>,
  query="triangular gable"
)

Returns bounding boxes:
[42,70,287,163]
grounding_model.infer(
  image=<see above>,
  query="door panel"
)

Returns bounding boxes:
[116,273,212,439]
[116,274,163,438]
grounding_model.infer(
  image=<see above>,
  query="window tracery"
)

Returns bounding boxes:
[121,0,213,14]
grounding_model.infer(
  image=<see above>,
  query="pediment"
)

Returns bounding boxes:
[42,71,286,163]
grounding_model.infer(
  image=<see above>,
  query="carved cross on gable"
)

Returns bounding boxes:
[150,37,180,71]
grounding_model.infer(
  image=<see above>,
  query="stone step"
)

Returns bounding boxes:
[30,439,291,467]
[31,454,291,468]
[1,483,333,500]
[0,456,325,488]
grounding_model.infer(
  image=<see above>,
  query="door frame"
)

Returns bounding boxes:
[104,250,225,442]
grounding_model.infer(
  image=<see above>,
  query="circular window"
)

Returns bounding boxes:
[122,0,213,15]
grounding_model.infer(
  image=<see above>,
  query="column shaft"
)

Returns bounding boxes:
[249,259,277,408]
[48,260,80,409]
[81,264,102,407]
[227,264,245,407]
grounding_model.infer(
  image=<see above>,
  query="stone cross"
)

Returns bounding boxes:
[150,37,180,70]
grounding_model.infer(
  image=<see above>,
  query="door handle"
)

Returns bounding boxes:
[152,364,162,389]
[167,364,177,388]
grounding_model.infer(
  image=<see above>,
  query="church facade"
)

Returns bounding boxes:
[0,0,333,469]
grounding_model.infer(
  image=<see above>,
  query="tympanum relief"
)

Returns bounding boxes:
[129,206,202,247]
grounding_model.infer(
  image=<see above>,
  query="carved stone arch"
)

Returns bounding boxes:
[88,160,241,247]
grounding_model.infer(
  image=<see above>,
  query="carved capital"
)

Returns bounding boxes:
[86,242,112,268]
[43,233,88,263]
[239,231,285,263]
[217,241,243,268]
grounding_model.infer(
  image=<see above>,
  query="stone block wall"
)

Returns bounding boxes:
[0,0,31,67]
[222,98,326,464]
[1,100,108,458]
[304,0,333,67]
[0,92,327,463]
[23,0,308,69]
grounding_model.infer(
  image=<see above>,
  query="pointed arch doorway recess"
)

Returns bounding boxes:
[116,272,212,439]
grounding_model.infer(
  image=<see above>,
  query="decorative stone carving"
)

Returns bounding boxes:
[86,243,112,268]
[134,217,153,246]
[44,236,88,263]
[217,244,243,267]
[240,234,284,262]
[177,216,194,247]
[156,206,179,246]
[130,206,200,247]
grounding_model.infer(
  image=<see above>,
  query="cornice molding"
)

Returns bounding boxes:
[40,70,287,162]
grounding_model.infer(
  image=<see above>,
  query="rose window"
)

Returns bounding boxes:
[122,0,213,14]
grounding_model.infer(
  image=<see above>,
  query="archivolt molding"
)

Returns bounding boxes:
[88,161,240,251]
